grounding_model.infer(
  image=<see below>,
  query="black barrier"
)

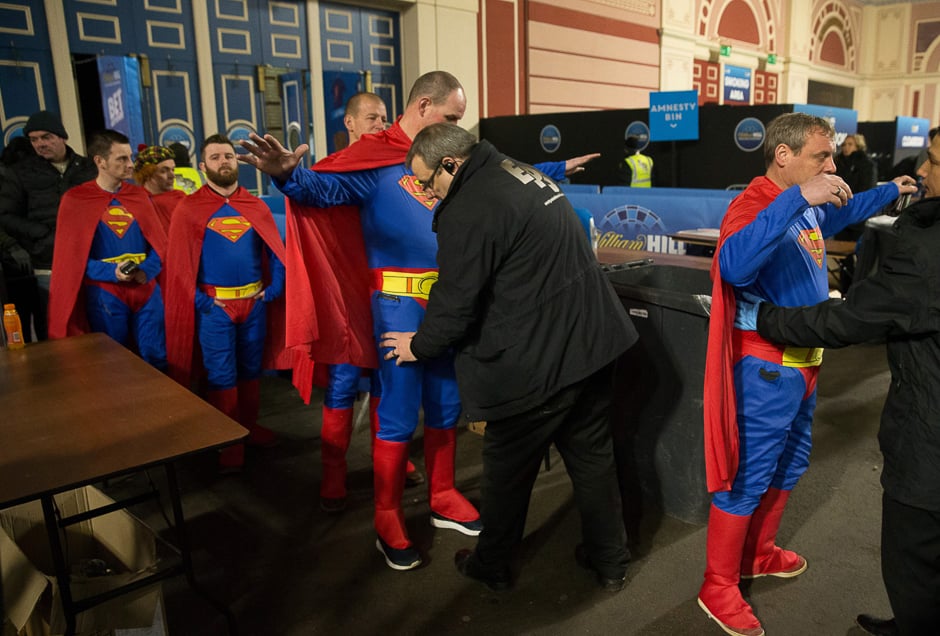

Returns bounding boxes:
[607,263,713,526]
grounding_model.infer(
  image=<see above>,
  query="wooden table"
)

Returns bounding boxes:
[0,333,245,635]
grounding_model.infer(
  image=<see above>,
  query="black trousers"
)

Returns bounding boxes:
[881,493,940,634]
[472,363,629,579]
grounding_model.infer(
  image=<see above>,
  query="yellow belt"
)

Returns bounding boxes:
[204,280,263,300]
[101,252,146,265]
[375,270,438,300]
[782,347,824,368]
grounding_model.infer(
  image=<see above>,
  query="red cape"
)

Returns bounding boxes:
[151,189,186,232]
[48,181,167,339]
[704,176,781,492]
[164,185,290,387]
[285,122,412,403]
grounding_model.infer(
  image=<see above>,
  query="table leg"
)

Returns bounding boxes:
[164,462,238,635]
[40,494,77,636]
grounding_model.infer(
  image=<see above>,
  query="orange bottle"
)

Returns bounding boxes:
[3,303,25,350]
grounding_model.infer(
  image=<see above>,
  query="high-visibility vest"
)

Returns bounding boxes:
[625,153,653,187]
[173,167,207,194]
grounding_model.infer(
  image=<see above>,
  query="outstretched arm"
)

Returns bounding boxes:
[237,132,309,181]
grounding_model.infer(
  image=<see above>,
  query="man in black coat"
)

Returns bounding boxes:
[380,123,638,592]
[739,129,940,635]
[0,111,96,340]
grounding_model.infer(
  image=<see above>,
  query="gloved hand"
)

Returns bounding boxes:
[733,291,764,331]
[9,246,32,274]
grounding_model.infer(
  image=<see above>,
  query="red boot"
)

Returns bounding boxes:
[698,504,764,636]
[208,387,245,473]
[320,406,353,508]
[372,438,421,570]
[369,397,423,486]
[238,379,277,447]
[741,488,807,579]
[423,427,481,535]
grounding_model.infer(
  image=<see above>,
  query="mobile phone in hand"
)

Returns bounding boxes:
[119,261,140,276]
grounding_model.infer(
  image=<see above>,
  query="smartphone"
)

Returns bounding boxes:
[119,261,140,276]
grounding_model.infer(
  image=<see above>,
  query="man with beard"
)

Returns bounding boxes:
[48,129,167,369]
[164,134,288,473]
[133,144,186,232]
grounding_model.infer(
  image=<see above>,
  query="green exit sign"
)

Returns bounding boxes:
[767,53,777,64]
[720,45,732,57]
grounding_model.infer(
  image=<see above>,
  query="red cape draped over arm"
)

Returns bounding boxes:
[48,181,167,339]
[703,176,781,492]
[284,123,412,403]
[164,185,289,387]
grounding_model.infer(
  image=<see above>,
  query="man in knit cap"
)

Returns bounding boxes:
[0,110,96,340]
[134,144,185,231]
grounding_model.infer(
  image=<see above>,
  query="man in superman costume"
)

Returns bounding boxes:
[244,71,490,572]
[49,130,167,370]
[164,134,289,473]
[700,113,917,636]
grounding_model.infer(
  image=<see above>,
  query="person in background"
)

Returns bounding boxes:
[133,144,186,232]
[618,135,653,187]
[0,111,97,340]
[168,141,206,194]
[700,112,916,636]
[164,134,288,474]
[47,129,167,370]
[320,91,423,514]
[836,134,877,194]
[382,123,636,592]
[1,137,41,338]
[736,129,940,636]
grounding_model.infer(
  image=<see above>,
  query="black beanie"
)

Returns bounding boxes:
[24,111,68,139]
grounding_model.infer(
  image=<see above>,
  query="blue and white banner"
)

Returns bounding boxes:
[895,116,931,150]
[723,65,751,104]
[649,90,699,142]
[97,56,144,150]
[792,104,857,146]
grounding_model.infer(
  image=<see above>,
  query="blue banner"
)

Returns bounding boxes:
[792,103,857,146]
[97,56,144,150]
[895,116,931,150]
[723,65,751,104]
[565,187,737,255]
[649,90,699,142]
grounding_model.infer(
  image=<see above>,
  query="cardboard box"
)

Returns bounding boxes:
[1,486,163,636]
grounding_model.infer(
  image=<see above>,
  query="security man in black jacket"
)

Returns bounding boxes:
[380,123,638,592]
[740,130,940,635]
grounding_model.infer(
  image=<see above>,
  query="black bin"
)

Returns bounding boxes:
[606,262,712,526]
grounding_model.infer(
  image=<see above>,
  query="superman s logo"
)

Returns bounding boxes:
[208,216,252,243]
[797,227,825,268]
[103,206,135,238]
[398,175,438,210]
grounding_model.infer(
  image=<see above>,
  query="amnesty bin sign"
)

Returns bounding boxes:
[649,90,699,142]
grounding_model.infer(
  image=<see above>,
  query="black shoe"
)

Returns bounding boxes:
[454,549,512,592]
[855,614,898,636]
[574,544,626,593]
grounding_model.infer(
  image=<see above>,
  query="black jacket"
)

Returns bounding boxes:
[410,140,638,421]
[757,197,940,511]
[0,147,97,268]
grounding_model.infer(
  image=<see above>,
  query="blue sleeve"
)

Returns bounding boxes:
[262,248,285,302]
[534,161,566,182]
[139,249,161,281]
[195,291,214,313]
[274,166,377,208]
[817,182,900,237]
[85,258,119,282]
[718,186,810,286]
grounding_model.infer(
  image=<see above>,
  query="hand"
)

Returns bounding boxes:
[237,132,308,181]
[379,331,418,366]
[733,291,765,331]
[115,261,136,282]
[564,153,601,176]
[9,246,31,274]
[799,174,852,208]
[891,175,918,196]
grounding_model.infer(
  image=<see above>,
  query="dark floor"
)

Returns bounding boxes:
[105,343,894,636]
